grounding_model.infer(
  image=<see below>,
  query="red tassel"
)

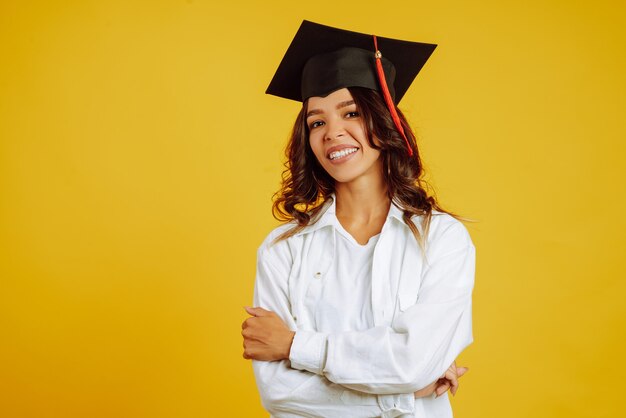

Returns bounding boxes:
[372,35,413,157]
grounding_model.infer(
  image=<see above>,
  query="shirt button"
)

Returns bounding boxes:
[314,272,322,279]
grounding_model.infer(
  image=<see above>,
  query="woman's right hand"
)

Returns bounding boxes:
[413,361,469,398]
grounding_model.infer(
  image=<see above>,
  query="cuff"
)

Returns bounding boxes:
[288,330,328,375]
[378,392,415,418]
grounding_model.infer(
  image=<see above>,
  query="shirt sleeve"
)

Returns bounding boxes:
[251,236,415,418]
[288,220,475,395]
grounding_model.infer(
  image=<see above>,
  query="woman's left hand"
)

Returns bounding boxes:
[242,306,295,361]
[435,361,468,397]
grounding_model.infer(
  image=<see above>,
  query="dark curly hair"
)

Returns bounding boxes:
[272,86,459,249]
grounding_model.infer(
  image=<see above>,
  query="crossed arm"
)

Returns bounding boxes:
[242,306,468,399]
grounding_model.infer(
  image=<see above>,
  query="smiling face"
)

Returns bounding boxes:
[306,88,383,185]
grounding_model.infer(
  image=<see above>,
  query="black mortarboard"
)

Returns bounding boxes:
[266,20,437,104]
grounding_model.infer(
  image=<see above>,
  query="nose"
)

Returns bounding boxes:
[324,117,346,141]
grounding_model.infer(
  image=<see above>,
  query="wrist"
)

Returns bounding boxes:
[283,331,296,360]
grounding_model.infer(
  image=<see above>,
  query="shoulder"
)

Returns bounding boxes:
[424,211,474,256]
[256,222,298,270]
[259,222,296,248]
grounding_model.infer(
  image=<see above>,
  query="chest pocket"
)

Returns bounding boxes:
[392,237,424,321]
[289,227,336,330]
[397,292,417,312]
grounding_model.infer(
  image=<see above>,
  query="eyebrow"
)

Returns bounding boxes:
[306,100,355,118]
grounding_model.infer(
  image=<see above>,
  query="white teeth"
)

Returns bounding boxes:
[329,148,358,160]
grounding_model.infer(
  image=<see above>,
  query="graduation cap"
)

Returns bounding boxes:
[266,20,437,156]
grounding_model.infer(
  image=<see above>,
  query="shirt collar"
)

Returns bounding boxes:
[292,196,337,237]
[388,199,406,224]
[293,194,409,237]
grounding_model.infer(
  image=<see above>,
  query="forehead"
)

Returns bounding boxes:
[307,88,354,109]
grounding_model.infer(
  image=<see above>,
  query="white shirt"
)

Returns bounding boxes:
[252,195,475,418]
[311,223,378,333]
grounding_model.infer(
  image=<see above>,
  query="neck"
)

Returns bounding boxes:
[334,174,390,224]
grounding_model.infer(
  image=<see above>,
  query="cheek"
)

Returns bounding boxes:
[348,124,368,144]
[363,144,382,164]
[308,134,326,162]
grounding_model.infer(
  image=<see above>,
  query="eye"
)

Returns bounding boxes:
[309,120,325,129]
[345,111,360,119]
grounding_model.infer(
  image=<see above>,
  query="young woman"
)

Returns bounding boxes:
[242,21,475,418]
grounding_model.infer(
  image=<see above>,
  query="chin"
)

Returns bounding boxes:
[327,170,363,184]
[321,159,383,185]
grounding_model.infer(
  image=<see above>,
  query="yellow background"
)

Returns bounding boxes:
[1,1,624,417]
